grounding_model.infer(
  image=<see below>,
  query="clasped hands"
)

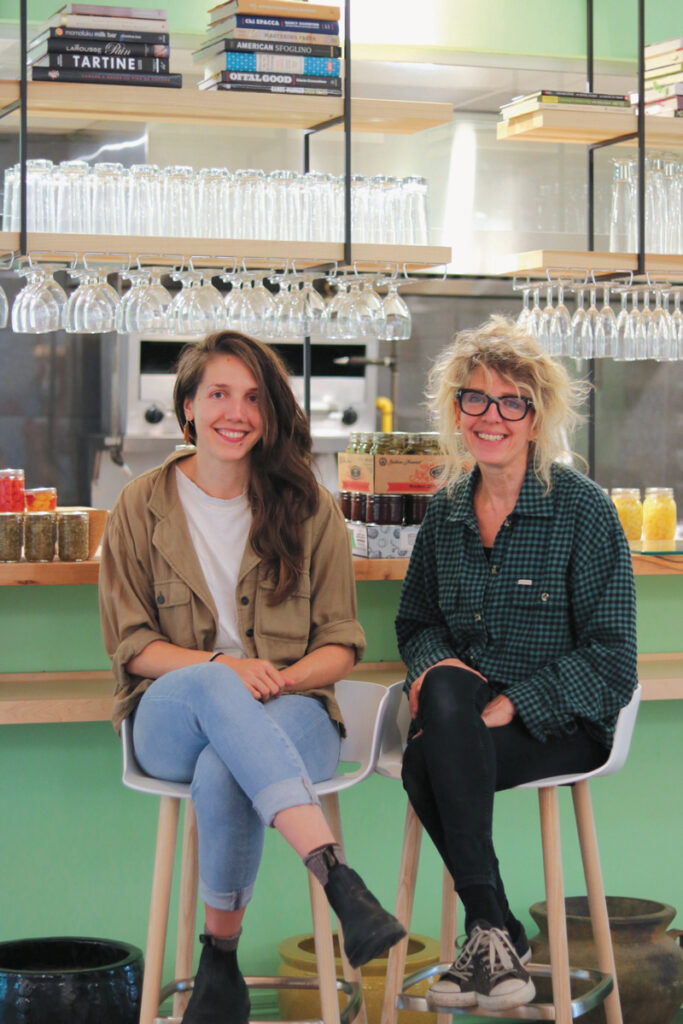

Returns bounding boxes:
[408,657,516,729]
[212,654,295,701]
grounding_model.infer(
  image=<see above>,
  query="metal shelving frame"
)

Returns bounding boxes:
[9,0,356,423]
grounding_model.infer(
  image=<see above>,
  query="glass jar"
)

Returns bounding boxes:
[25,487,57,512]
[349,493,366,523]
[642,487,677,542]
[24,511,56,562]
[346,432,360,454]
[0,468,25,512]
[610,488,643,541]
[338,491,352,519]
[0,512,23,561]
[370,433,394,455]
[405,493,432,525]
[57,510,89,562]
[420,432,442,455]
[358,432,374,454]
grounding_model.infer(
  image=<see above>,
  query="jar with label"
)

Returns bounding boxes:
[642,487,677,541]
[24,511,56,562]
[0,468,25,512]
[25,487,58,512]
[0,512,23,561]
[610,488,643,541]
[57,510,89,562]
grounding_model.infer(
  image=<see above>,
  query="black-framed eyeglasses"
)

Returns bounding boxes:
[456,388,534,422]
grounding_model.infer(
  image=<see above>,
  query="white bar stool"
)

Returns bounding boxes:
[377,680,642,1024]
[122,678,393,1024]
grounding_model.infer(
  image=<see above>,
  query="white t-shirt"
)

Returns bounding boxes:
[175,466,252,659]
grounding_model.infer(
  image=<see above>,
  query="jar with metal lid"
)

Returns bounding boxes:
[610,488,643,541]
[24,511,56,562]
[405,493,432,525]
[349,493,366,523]
[365,494,380,524]
[25,487,57,512]
[57,510,89,562]
[0,512,23,561]
[338,491,352,519]
[0,468,25,512]
[642,487,677,541]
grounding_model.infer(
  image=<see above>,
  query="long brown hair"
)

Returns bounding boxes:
[173,332,319,603]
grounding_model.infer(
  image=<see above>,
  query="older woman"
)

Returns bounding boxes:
[395,317,637,1012]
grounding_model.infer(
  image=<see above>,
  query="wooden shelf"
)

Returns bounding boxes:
[0,231,451,271]
[498,249,683,280]
[0,550,681,586]
[1,653,680,724]
[0,80,452,135]
[497,107,683,148]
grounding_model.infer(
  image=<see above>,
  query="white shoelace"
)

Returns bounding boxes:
[470,924,519,982]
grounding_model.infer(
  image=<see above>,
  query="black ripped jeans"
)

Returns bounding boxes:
[401,665,608,928]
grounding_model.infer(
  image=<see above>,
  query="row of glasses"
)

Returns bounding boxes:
[7,255,414,339]
[517,276,683,360]
[2,160,431,245]
[609,154,683,255]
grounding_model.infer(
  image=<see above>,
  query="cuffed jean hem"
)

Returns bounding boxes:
[253,774,320,827]
[200,879,255,912]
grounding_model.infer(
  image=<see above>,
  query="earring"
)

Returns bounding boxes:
[183,420,193,445]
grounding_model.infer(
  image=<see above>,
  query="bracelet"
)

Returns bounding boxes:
[207,651,222,663]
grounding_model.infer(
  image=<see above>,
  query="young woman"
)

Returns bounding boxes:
[100,331,404,1024]
[395,317,637,1012]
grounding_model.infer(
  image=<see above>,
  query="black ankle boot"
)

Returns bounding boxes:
[324,861,406,968]
[183,934,251,1024]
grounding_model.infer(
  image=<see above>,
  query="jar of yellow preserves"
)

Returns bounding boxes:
[610,488,643,541]
[642,487,677,542]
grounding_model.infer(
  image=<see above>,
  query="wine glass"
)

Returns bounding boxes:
[538,285,554,351]
[64,268,117,334]
[325,278,349,340]
[570,287,588,358]
[550,284,571,355]
[379,278,411,340]
[517,286,532,330]
[614,289,633,360]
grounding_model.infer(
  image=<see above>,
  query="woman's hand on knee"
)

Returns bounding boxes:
[481,694,516,728]
[216,655,294,701]
[408,658,486,718]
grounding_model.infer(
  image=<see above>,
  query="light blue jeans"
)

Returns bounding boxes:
[133,662,341,911]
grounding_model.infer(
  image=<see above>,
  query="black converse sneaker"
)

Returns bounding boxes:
[426,932,480,1008]
[468,921,536,1011]
[426,922,535,1011]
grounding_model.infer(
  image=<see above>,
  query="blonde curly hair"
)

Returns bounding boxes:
[427,316,589,491]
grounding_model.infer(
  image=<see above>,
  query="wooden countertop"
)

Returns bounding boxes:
[0,551,682,586]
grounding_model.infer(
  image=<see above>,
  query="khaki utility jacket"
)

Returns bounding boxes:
[99,450,366,732]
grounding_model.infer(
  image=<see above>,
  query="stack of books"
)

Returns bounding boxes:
[500,90,632,121]
[27,3,181,88]
[631,38,683,117]
[193,0,342,96]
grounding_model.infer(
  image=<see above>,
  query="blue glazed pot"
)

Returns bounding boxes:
[0,937,143,1024]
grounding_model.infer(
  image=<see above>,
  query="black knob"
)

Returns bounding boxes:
[144,405,165,425]
[342,406,359,426]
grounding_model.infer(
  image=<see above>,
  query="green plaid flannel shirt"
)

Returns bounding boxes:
[395,462,637,748]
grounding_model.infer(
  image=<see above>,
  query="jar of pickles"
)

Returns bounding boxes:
[0,468,25,512]
[57,510,89,562]
[642,488,677,542]
[24,511,56,562]
[610,488,643,541]
[0,512,23,561]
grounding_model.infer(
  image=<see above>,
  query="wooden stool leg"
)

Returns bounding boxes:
[572,780,623,1024]
[322,794,367,1024]
[173,801,199,1020]
[538,786,572,1024]
[309,869,342,1024]
[437,867,458,1024]
[380,802,423,1024]
[140,795,181,1024]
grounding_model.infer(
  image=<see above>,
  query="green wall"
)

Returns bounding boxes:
[0,575,681,1019]
[2,0,682,61]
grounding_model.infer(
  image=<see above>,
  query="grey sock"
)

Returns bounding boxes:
[303,843,347,887]
[202,927,241,952]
